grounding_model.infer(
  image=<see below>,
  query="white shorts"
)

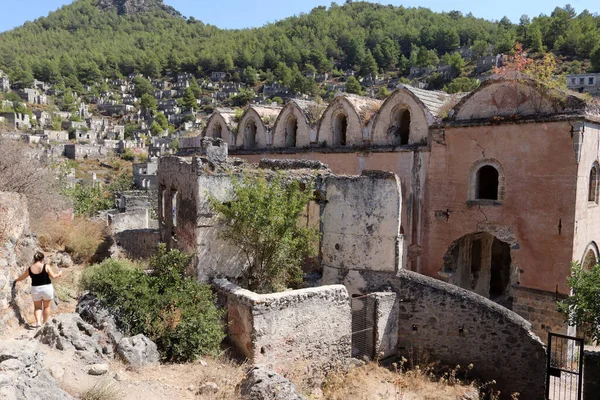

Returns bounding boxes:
[31,284,54,302]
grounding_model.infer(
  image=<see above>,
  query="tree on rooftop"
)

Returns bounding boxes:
[209,173,319,293]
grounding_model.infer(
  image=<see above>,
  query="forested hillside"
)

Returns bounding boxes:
[0,0,599,91]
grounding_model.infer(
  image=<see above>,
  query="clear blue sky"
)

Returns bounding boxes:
[0,0,598,33]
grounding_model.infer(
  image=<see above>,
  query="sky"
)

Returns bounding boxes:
[0,0,599,33]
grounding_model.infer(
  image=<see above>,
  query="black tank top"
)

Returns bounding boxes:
[29,264,52,287]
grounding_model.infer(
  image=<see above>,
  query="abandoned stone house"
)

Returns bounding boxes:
[567,73,600,96]
[0,112,31,130]
[161,78,600,345]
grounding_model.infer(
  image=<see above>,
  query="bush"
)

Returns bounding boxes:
[121,149,135,161]
[38,217,105,263]
[80,245,225,362]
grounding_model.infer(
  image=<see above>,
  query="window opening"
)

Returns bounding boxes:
[588,164,598,203]
[285,117,298,147]
[333,113,347,146]
[476,165,499,200]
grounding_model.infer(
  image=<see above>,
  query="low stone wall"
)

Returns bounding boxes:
[214,279,351,373]
[112,229,160,260]
[324,268,547,399]
[395,270,546,399]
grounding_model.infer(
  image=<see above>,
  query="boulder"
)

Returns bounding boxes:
[88,363,109,376]
[0,340,73,400]
[116,334,160,367]
[240,366,305,400]
[76,293,123,344]
[197,382,219,395]
[35,313,107,364]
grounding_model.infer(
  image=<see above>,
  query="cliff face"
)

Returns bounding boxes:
[0,192,37,332]
[95,0,181,16]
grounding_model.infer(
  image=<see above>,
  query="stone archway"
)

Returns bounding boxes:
[441,232,513,305]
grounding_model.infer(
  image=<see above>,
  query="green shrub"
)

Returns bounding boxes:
[80,246,225,362]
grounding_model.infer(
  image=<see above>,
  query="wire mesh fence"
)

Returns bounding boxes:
[351,294,375,361]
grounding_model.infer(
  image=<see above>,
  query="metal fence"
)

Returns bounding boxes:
[546,332,584,400]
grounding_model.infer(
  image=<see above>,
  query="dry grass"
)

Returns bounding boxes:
[115,354,248,400]
[322,362,478,400]
[80,380,123,400]
[38,217,106,263]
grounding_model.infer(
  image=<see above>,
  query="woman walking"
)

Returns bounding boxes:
[14,251,62,327]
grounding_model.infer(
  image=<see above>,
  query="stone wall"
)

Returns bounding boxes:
[112,229,160,260]
[394,269,546,399]
[321,171,403,295]
[214,279,351,373]
[512,286,569,339]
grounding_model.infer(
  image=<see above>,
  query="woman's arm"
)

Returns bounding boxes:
[47,265,63,279]
[14,268,29,283]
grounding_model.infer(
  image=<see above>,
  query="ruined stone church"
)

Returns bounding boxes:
[159,77,600,342]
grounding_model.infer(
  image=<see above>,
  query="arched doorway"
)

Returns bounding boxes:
[246,120,257,148]
[285,116,298,147]
[391,108,410,145]
[441,232,512,305]
[212,122,223,139]
[333,113,347,147]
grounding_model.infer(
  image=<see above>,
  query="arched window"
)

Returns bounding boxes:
[588,163,599,203]
[285,116,298,147]
[333,113,347,147]
[392,109,410,145]
[476,165,499,200]
[582,248,598,271]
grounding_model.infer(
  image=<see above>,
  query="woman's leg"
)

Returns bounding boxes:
[42,300,52,325]
[33,300,43,326]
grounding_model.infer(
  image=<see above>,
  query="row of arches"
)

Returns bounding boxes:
[201,88,434,151]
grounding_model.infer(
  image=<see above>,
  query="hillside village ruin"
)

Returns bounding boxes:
[4,63,600,397]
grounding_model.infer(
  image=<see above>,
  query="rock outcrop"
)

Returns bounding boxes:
[95,0,182,16]
[0,340,73,400]
[34,314,109,364]
[0,192,39,330]
[240,366,305,400]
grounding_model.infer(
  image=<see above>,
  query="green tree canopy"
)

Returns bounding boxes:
[345,76,362,95]
[209,173,319,293]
